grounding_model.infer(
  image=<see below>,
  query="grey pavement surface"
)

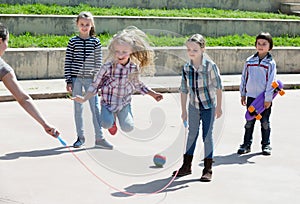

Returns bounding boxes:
[0,75,300,204]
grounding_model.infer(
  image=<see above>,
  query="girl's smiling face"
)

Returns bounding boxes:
[114,42,132,65]
[77,18,92,38]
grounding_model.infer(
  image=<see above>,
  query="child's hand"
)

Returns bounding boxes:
[154,93,163,102]
[147,90,163,102]
[241,96,246,106]
[264,101,271,109]
[215,106,222,119]
[66,83,72,93]
[181,110,187,122]
[44,126,60,138]
[71,95,86,103]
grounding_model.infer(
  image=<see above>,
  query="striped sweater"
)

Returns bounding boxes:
[64,36,102,83]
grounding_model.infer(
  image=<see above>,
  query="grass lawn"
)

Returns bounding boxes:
[1,3,300,19]
[8,33,300,48]
[2,3,300,47]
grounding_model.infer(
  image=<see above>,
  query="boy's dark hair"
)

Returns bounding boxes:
[255,32,273,51]
[0,23,9,41]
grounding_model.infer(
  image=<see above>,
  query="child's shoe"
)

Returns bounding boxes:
[237,144,251,154]
[172,154,193,177]
[200,158,213,182]
[262,145,272,155]
[108,122,117,135]
[95,138,113,150]
[73,137,85,148]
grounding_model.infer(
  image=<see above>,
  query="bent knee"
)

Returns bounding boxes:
[244,121,254,129]
[261,121,270,130]
[120,124,134,132]
[101,121,114,129]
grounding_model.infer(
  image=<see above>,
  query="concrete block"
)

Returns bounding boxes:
[2,47,300,80]
[47,48,66,78]
[3,48,48,79]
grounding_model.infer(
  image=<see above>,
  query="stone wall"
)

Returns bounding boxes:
[2,47,299,80]
[1,15,299,37]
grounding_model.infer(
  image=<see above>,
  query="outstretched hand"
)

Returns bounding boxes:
[71,95,85,103]
[148,90,163,102]
[153,93,163,102]
[44,125,60,138]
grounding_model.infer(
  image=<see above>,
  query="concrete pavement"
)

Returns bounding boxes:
[0,76,299,204]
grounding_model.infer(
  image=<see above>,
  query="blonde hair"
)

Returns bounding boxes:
[186,34,206,48]
[106,26,155,73]
[186,33,213,61]
[76,11,96,37]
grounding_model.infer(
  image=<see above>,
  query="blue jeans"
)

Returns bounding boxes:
[71,77,103,140]
[242,97,271,147]
[101,103,134,132]
[185,103,215,159]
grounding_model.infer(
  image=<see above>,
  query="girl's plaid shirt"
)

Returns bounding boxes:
[88,61,150,112]
[180,57,223,109]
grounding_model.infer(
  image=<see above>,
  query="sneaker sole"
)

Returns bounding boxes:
[237,150,251,154]
[262,151,271,156]
[172,171,192,177]
[95,145,113,150]
[200,177,212,182]
[73,144,84,148]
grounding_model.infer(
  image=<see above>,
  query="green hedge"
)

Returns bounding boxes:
[1,3,300,19]
[3,4,300,47]
[9,33,300,48]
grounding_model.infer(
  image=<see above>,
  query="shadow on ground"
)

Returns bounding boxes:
[111,176,199,197]
[0,146,86,160]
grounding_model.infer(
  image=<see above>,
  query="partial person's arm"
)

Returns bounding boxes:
[71,91,95,103]
[147,89,163,102]
[2,72,59,137]
[180,93,188,122]
[215,89,223,118]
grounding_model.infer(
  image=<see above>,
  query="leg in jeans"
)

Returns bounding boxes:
[243,120,256,146]
[72,77,84,139]
[100,104,115,129]
[185,103,201,155]
[117,104,134,132]
[260,105,272,147]
[173,103,199,177]
[201,107,215,159]
[82,78,103,140]
[243,97,257,147]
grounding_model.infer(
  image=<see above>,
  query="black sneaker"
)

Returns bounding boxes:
[73,137,85,148]
[262,145,272,155]
[237,144,251,154]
